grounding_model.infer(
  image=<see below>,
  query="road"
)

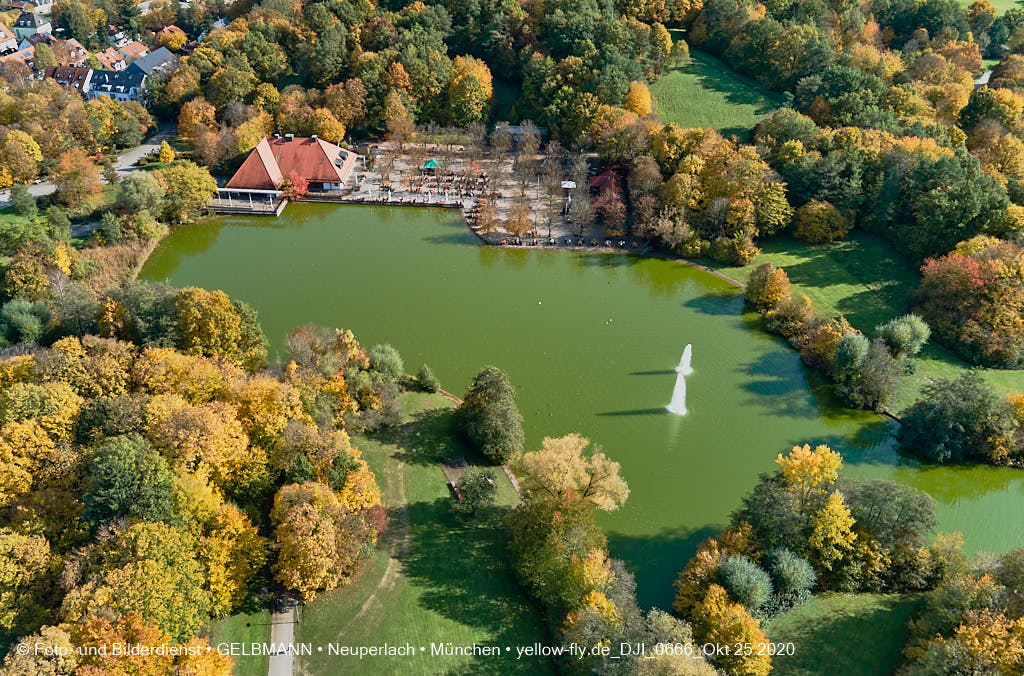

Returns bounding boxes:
[0,123,177,208]
[268,607,295,676]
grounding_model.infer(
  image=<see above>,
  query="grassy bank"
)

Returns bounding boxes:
[209,610,271,676]
[767,593,921,676]
[650,49,781,138]
[294,392,554,676]
[708,232,1024,409]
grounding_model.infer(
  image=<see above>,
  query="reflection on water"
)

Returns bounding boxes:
[142,202,1024,609]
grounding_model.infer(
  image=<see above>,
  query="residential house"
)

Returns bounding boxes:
[43,65,92,94]
[127,46,176,76]
[107,25,129,48]
[117,40,148,62]
[88,68,146,102]
[0,44,32,69]
[226,135,359,192]
[588,170,623,207]
[52,37,87,67]
[12,11,49,40]
[31,0,51,13]
[0,23,16,53]
[19,34,88,67]
[96,46,126,70]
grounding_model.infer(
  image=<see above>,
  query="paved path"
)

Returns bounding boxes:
[0,123,176,208]
[268,606,295,676]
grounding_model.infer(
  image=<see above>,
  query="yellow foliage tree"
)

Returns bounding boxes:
[202,504,267,617]
[513,434,630,511]
[777,443,842,512]
[226,375,307,447]
[159,140,176,163]
[809,491,857,571]
[793,200,851,243]
[690,585,771,676]
[0,420,57,508]
[624,81,653,116]
[338,459,382,512]
[955,609,1024,674]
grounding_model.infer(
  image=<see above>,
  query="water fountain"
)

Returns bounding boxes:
[666,344,692,415]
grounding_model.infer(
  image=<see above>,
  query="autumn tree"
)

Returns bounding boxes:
[808,491,857,571]
[624,81,653,115]
[449,56,494,125]
[157,161,217,222]
[513,434,629,511]
[0,130,42,183]
[158,140,175,164]
[690,585,772,676]
[271,482,374,600]
[173,287,267,367]
[745,262,792,312]
[178,97,218,143]
[52,148,102,216]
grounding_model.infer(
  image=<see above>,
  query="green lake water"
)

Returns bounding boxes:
[142,203,1024,610]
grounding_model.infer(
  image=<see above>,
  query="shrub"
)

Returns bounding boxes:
[793,200,851,243]
[764,295,815,342]
[745,262,792,312]
[764,548,816,596]
[835,338,900,411]
[718,555,773,612]
[454,366,524,464]
[417,364,440,392]
[876,314,930,359]
[367,344,404,382]
[835,332,870,373]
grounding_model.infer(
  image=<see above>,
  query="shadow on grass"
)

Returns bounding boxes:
[391,408,469,467]
[606,525,721,611]
[688,51,780,112]
[400,499,555,675]
[767,594,922,676]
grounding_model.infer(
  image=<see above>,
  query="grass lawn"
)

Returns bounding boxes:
[766,593,921,676]
[650,48,782,139]
[709,232,1024,409]
[294,392,554,676]
[210,610,271,676]
[961,0,1021,13]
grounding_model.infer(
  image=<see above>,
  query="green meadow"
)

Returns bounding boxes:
[650,49,782,138]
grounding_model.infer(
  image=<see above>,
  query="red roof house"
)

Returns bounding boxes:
[226,136,358,192]
[588,170,623,206]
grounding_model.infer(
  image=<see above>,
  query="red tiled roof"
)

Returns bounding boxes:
[96,46,125,70]
[589,170,623,199]
[44,65,91,91]
[118,40,148,60]
[157,25,186,38]
[226,136,358,190]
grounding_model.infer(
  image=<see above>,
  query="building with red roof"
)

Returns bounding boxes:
[96,46,126,70]
[588,170,623,206]
[226,135,359,192]
[43,65,91,93]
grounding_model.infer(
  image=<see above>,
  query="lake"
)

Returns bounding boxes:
[142,203,1024,609]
